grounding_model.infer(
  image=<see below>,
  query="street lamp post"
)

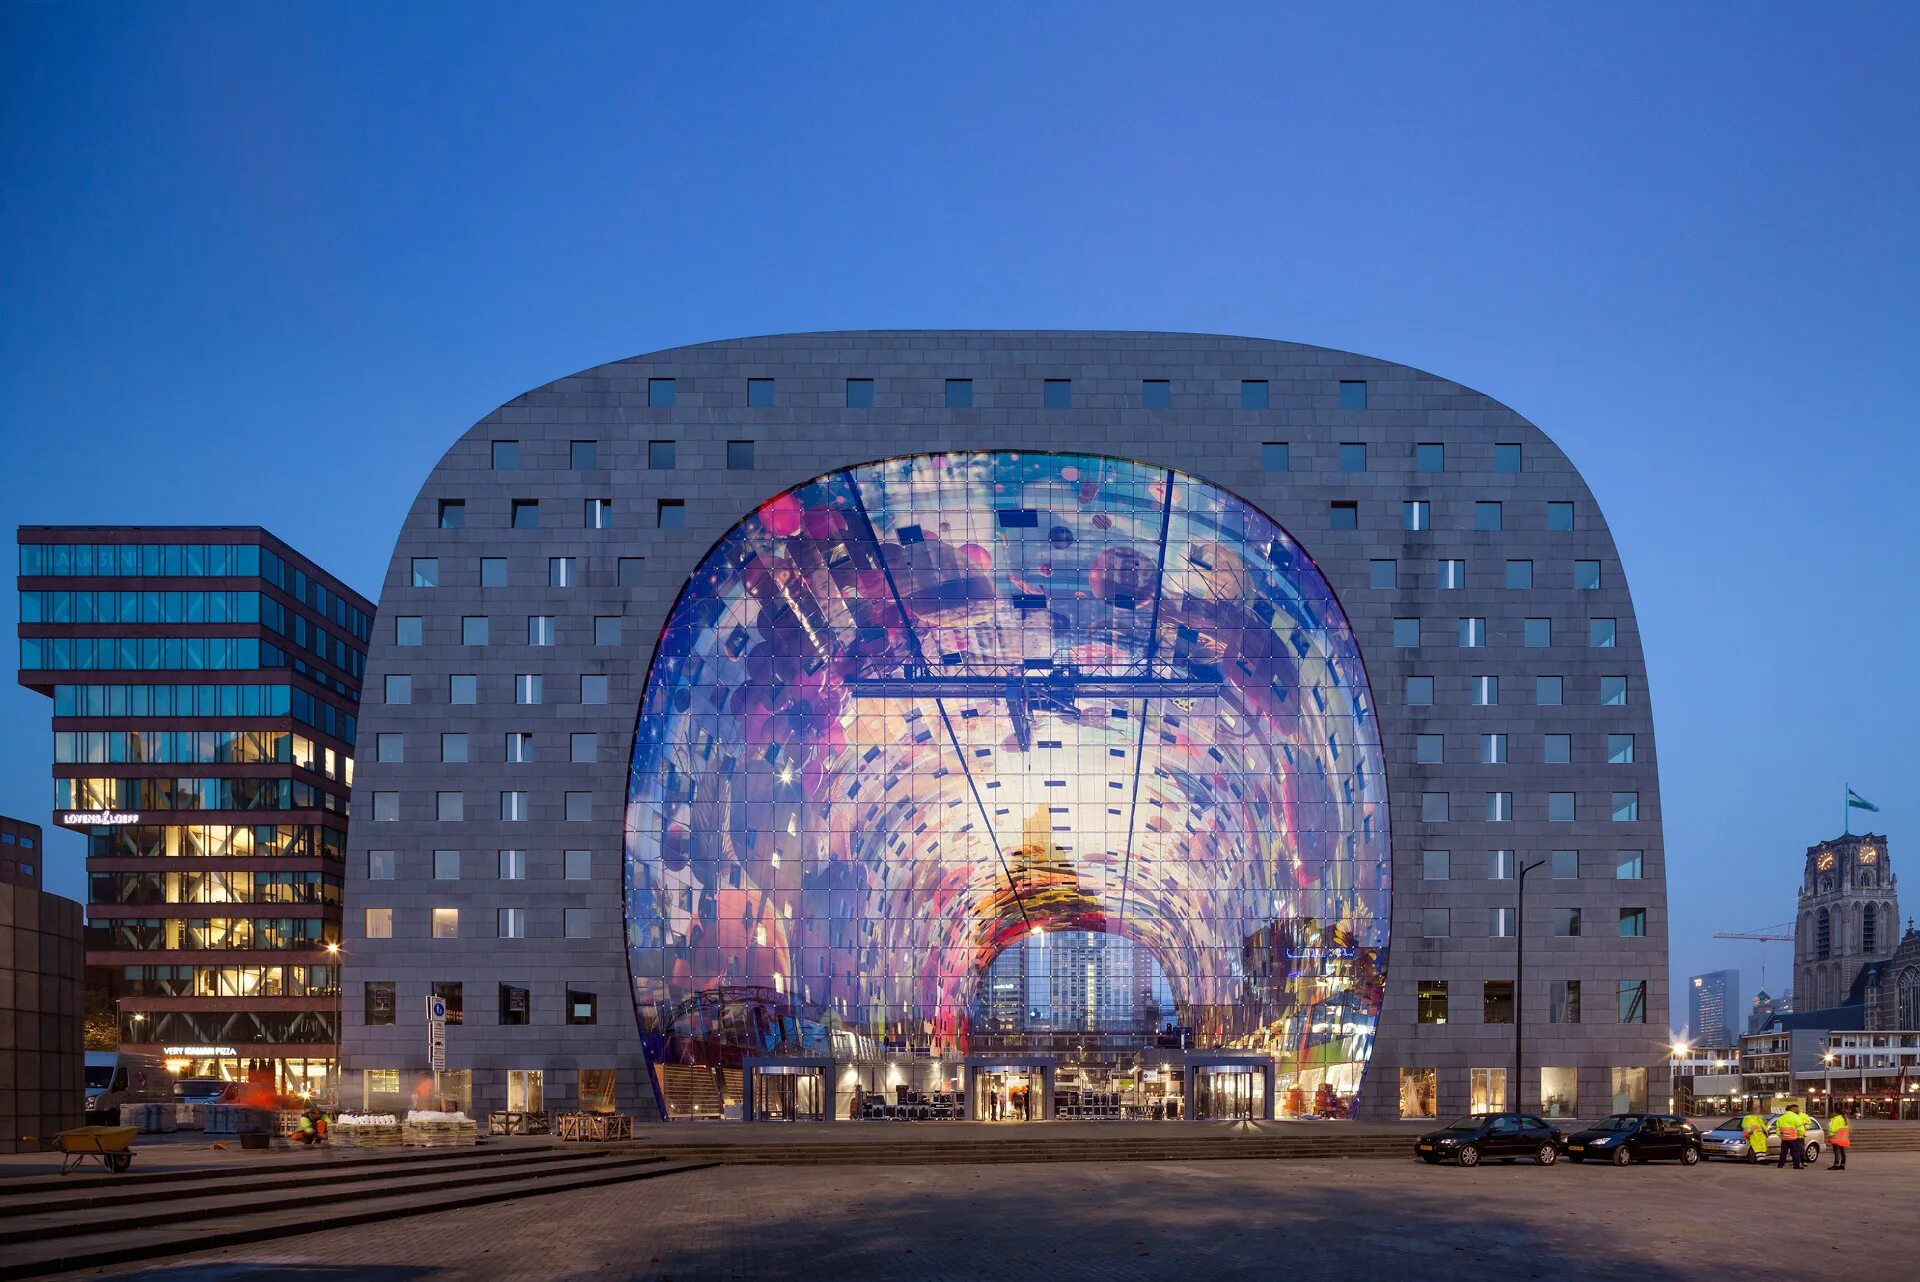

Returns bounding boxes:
[1515,858,1545,1115]
[1823,1047,1836,1115]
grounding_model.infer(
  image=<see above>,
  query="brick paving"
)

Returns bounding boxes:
[48,1153,1920,1282]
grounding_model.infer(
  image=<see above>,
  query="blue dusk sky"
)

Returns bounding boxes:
[2,4,1915,1026]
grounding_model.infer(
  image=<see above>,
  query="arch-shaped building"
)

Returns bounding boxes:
[341,332,1668,1123]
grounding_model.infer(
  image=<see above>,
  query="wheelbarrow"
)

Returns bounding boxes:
[51,1125,138,1174]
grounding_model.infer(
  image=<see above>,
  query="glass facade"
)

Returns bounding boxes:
[626,452,1388,1111]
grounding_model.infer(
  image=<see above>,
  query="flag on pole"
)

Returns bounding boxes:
[1847,788,1881,813]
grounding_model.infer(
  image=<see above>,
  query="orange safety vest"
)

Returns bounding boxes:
[1777,1113,1803,1141]
[1829,1115,1851,1147]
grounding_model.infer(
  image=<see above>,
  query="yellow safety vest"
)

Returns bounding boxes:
[1777,1112,1803,1140]
[1741,1115,1768,1148]
[1829,1115,1850,1145]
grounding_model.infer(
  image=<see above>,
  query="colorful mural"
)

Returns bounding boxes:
[625,452,1388,1093]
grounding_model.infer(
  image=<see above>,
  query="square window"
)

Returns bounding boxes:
[441,733,468,763]
[1537,675,1563,706]
[618,557,645,587]
[505,732,534,763]
[364,907,393,939]
[1329,501,1358,530]
[1338,380,1368,409]
[1548,501,1575,531]
[432,907,459,939]
[1403,500,1430,531]
[411,558,439,588]
[1544,733,1571,764]
[1554,908,1582,937]
[433,849,460,880]
[1141,379,1170,408]
[1370,559,1397,589]
[1601,675,1628,705]
[1611,792,1640,822]
[1393,618,1421,648]
[1406,675,1434,706]
[945,378,974,408]
[1548,792,1575,823]
[462,616,488,646]
[499,908,526,942]
[1488,849,1515,880]
[1459,617,1486,648]
[1485,791,1513,822]
[395,616,422,646]
[433,981,463,1025]
[648,440,676,470]
[1421,792,1449,823]
[499,849,526,880]
[1423,908,1450,938]
[727,440,755,470]
[529,615,556,646]
[1618,979,1647,1023]
[1551,980,1581,1024]
[1472,675,1498,705]
[846,378,875,408]
[1484,980,1515,1022]
[747,378,775,407]
[1589,617,1617,648]
[492,440,519,470]
[501,791,529,822]
[648,377,676,407]
[1422,849,1450,880]
[565,908,592,939]
[376,732,404,763]
[1523,618,1552,648]
[1608,734,1635,764]
[586,498,614,529]
[657,500,685,529]
[511,500,539,529]
[384,674,412,705]
[515,673,542,705]
[1480,733,1508,764]
[1043,379,1072,408]
[1339,443,1367,472]
[438,500,465,529]
[1416,733,1443,763]
[1619,908,1648,938]
[481,557,507,587]
[565,791,593,822]
[1616,851,1644,880]
[1261,442,1290,472]
[570,440,597,469]
[1475,501,1503,532]
[567,988,598,1025]
[1552,849,1579,879]
[1436,559,1465,589]
[436,791,463,822]
[565,849,591,880]
[499,980,530,1021]
[570,733,598,763]
[549,557,574,588]
[1574,560,1602,590]
[1506,560,1534,589]
[368,850,396,880]
[581,675,609,705]
[595,616,621,646]
[1494,443,1522,473]
[1416,443,1444,473]
[1240,380,1269,409]
[1489,909,1515,940]
[365,981,396,1026]
[1417,980,1449,1025]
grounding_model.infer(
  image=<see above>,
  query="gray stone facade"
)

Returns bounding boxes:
[341,331,1668,1122]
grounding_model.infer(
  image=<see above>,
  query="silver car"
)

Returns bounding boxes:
[1698,1113,1823,1163]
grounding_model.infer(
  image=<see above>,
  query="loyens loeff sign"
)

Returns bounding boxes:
[62,811,141,825]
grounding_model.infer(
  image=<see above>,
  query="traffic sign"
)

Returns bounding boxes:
[428,1018,447,1072]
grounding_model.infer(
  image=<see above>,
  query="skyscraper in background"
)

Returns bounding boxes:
[1688,969,1740,1047]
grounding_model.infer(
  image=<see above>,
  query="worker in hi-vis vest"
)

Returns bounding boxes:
[1740,1108,1769,1164]
[1827,1109,1851,1170]
[1775,1103,1810,1169]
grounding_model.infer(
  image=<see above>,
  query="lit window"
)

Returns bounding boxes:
[1537,675,1563,706]
[1601,675,1628,705]
[1423,908,1450,938]
[1616,851,1644,880]
[364,907,393,939]
[1544,734,1571,764]
[481,558,507,587]
[1339,443,1367,472]
[945,379,974,408]
[511,500,538,529]
[1484,980,1515,1022]
[727,440,755,470]
[492,440,519,470]
[1608,734,1635,765]
[1619,909,1648,938]
[1459,617,1485,648]
[1403,501,1430,531]
[1574,560,1602,590]
[462,616,488,646]
[570,440,597,469]
[1422,793,1449,823]
[1474,502,1503,532]
[1548,792,1575,823]
[411,559,438,588]
[1551,849,1578,879]
[747,378,775,407]
[1416,733,1443,763]
[440,733,468,763]
[657,500,685,529]
[595,616,621,646]
[1417,980,1449,1025]
[1524,618,1551,647]
[1589,618,1617,648]
[1485,792,1513,822]
[1394,618,1421,647]
[1472,675,1498,705]
[433,850,460,880]
[1423,850,1450,880]
[1416,443,1444,473]
[436,792,463,822]
[1436,559,1465,589]
[1506,560,1533,589]
[1241,380,1269,409]
[1262,442,1290,472]
[648,377,675,407]
[384,675,411,705]
[1611,792,1640,822]
[1043,379,1072,408]
[1338,380,1368,409]
[649,440,676,470]
[1488,849,1515,879]
[438,500,465,529]
[1494,443,1522,473]
[499,849,526,880]
[1369,559,1397,589]
[565,791,592,822]
[529,616,556,646]
[564,849,591,880]
[432,907,459,939]
[1406,676,1434,706]
[395,617,422,647]
[1141,379,1170,408]
[1548,501,1574,531]
[1329,501,1358,530]
[368,850,395,880]
[1480,734,1508,764]
[846,378,875,408]
[376,733,403,763]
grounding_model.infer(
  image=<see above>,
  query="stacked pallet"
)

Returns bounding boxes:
[332,1112,404,1148]
[403,1109,478,1147]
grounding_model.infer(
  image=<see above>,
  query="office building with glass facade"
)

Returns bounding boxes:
[340,332,1668,1122]
[17,528,371,1093]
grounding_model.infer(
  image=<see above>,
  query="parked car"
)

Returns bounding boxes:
[1564,1113,1702,1165]
[1697,1113,1825,1163]
[1416,1113,1563,1167]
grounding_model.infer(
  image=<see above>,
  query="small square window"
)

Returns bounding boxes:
[1423,908,1450,938]
[1616,851,1644,880]
[657,500,685,529]
[1393,618,1421,647]
[570,733,598,764]
[1421,792,1449,823]
[1436,559,1465,589]
[747,378,775,407]
[368,850,396,880]
[1619,908,1648,938]
[581,675,609,705]
[1329,501,1358,530]
[505,732,534,763]
[727,440,755,470]
[1416,443,1444,473]
[1574,560,1602,590]
[441,733,468,763]
[1480,733,1508,764]
[846,378,875,408]
[1485,792,1513,822]
[384,674,412,705]
[481,557,507,587]
[436,791,463,822]
[618,557,645,587]
[1554,908,1582,937]
[567,988,597,1025]
[1608,734,1635,765]
[1475,501,1503,532]
[1488,849,1516,880]
[376,732,404,763]
[1240,380,1269,409]
[945,379,974,408]
[492,440,519,470]
[1261,442,1290,472]
[1523,618,1552,648]
[1544,734,1571,764]
[433,981,463,1026]
[1403,500,1430,531]
[366,981,396,1026]
[564,849,591,881]
[1416,733,1443,763]
[1370,560,1397,589]
[432,907,459,939]
[648,377,676,407]
[529,615,556,646]
[1406,675,1434,706]
[565,908,592,939]
[1459,617,1485,648]
[437,500,465,529]
[1141,379,1170,408]
[565,791,593,822]
[1601,675,1628,705]
[1494,443,1522,473]
[1338,380,1368,409]
[433,849,460,880]
[1537,675,1564,706]
[462,616,488,646]
[1548,502,1575,531]
[1422,849,1450,880]
[1471,675,1498,706]
[499,849,526,880]
[1506,560,1534,590]
[498,912,526,943]
[586,498,614,529]
[395,616,422,647]
[648,440,676,470]
[450,674,478,704]
[1548,792,1576,823]
[595,616,621,646]
[570,440,597,469]
[514,674,542,705]
[1043,379,1072,408]
[549,558,575,588]
[1339,443,1367,472]
[411,558,439,588]
[501,791,529,822]
[1611,792,1640,822]
[1589,617,1617,648]
[1489,910,1516,941]
[364,907,393,938]
[511,500,538,529]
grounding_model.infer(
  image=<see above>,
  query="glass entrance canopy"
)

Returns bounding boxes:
[625,452,1388,1105]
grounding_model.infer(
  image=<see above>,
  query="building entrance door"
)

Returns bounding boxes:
[980,1070,1040,1122]
[1192,1067,1261,1120]
[747,1066,826,1121]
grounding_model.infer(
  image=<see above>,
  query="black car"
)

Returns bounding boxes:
[1564,1113,1701,1166]
[1416,1112,1563,1167]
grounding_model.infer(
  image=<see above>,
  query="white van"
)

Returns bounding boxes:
[84,1051,173,1122]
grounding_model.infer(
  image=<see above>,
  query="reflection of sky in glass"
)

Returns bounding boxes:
[625,453,1388,1085]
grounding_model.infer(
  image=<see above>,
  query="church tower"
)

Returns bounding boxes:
[1795,833,1898,1012]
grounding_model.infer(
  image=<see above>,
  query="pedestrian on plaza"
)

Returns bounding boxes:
[1775,1102,1809,1170]
[1740,1107,1770,1165]
[1827,1108,1851,1170]
[849,1083,864,1120]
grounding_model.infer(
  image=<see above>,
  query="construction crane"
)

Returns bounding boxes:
[1714,922,1795,992]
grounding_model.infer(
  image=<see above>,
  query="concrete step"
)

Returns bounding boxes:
[0,1154,713,1282]
[0,1141,532,1198]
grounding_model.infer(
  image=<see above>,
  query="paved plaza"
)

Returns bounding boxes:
[42,1152,1920,1282]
